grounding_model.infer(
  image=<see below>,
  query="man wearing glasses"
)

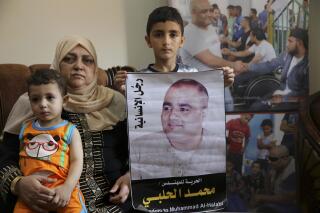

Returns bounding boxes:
[253,145,298,213]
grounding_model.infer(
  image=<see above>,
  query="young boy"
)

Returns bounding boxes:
[14,69,86,212]
[226,159,247,212]
[257,118,277,173]
[226,113,253,174]
[114,6,234,92]
[244,161,265,197]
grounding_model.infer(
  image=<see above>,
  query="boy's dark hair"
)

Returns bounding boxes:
[146,6,184,36]
[251,28,266,40]
[260,119,273,128]
[227,5,234,10]
[250,8,257,16]
[27,69,66,95]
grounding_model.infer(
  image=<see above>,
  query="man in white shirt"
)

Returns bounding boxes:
[222,28,276,65]
[179,0,244,111]
[238,28,309,110]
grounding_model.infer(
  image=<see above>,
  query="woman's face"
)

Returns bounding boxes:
[59,45,96,90]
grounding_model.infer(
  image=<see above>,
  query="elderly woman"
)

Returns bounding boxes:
[0,36,131,212]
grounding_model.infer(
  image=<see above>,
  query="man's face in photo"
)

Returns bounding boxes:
[286,36,299,55]
[161,85,208,146]
[192,0,213,28]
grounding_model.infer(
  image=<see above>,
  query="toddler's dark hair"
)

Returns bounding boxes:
[27,69,66,95]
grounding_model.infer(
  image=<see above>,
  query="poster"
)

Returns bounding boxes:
[127,71,226,212]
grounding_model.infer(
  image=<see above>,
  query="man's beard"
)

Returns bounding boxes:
[288,44,298,56]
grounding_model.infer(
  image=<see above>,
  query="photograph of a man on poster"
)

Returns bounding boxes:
[127,72,226,181]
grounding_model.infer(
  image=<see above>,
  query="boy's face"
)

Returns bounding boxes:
[262,125,272,135]
[211,8,220,21]
[145,21,184,63]
[240,114,252,124]
[251,163,261,175]
[28,83,64,127]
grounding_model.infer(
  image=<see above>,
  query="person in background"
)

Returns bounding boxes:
[246,161,265,196]
[253,145,298,213]
[256,119,277,174]
[226,5,236,39]
[179,0,245,111]
[239,28,309,111]
[222,28,276,64]
[232,5,244,42]
[226,159,247,212]
[280,113,298,156]
[249,8,260,29]
[221,16,252,54]
[211,3,228,37]
[258,4,269,32]
[226,113,253,174]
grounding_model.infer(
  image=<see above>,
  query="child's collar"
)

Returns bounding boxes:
[148,63,179,73]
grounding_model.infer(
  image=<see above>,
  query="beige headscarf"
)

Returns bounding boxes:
[4,35,125,134]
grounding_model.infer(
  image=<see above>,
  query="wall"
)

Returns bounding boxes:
[309,0,320,94]
[0,0,166,69]
[123,0,167,70]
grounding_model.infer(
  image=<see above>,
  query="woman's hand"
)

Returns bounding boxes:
[222,66,235,87]
[51,184,73,208]
[109,172,131,204]
[16,175,56,213]
[114,70,128,94]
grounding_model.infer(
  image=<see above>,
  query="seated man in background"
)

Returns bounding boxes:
[220,16,252,58]
[236,28,308,110]
[222,28,276,65]
[253,145,298,213]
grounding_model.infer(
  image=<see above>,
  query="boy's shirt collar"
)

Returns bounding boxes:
[148,63,179,73]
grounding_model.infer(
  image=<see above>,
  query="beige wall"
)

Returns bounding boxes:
[0,0,166,69]
[123,0,167,69]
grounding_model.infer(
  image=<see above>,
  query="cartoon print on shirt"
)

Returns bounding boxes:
[25,133,60,158]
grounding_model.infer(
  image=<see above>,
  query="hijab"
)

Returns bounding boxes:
[4,35,125,134]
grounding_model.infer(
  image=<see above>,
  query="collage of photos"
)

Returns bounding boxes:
[226,113,298,212]
[170,0,309,212]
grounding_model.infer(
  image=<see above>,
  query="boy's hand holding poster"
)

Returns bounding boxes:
[126,71,226,212]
